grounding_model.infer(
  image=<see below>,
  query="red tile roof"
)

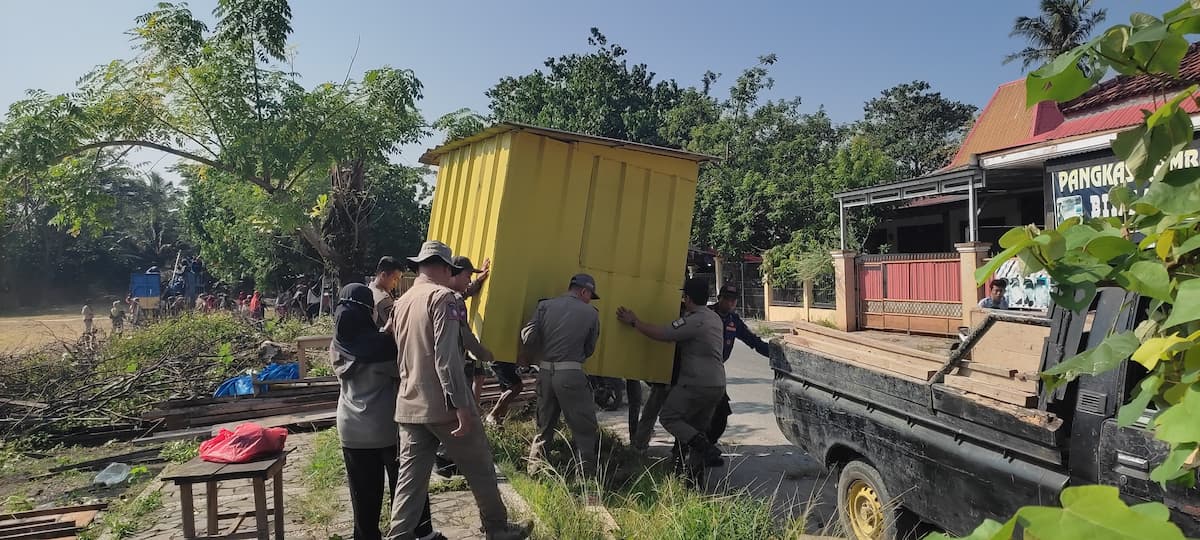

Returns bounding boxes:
[1060,42,1200,115]
[1021,94,1200,144]
[947,80,1063,169]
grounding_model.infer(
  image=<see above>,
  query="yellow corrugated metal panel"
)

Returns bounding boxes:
[425,128,699,382]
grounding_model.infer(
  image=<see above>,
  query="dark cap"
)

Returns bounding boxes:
[718,284,739,298]
[451,255,483,275]
[681,277,709,304]
[569,273,599,299]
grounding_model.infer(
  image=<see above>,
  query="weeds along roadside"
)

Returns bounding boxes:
[484,416,813,540]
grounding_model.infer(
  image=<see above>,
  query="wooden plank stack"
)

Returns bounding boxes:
[0,503,106,540]
[136,369,538,445]
[135,377,341,444]
[943,320,1050,407]
[781,322,946,381]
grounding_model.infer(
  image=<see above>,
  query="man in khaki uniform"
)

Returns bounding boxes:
[522,274,602,475]
[385,241,530,540]
[616,277,725,470]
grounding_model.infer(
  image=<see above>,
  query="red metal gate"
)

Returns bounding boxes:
[858,253,962,335]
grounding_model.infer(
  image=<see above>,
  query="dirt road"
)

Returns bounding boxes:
[0,308,92,351]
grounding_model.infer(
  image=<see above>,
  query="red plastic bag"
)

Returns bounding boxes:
[199,423,288,463]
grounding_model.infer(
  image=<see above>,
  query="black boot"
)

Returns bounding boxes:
[686,433,725,469]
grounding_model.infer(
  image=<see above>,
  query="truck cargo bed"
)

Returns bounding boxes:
[773,318,1067,464]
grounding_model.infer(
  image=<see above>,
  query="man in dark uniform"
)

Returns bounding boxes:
[617,277,726,471]
[706,284,770,444]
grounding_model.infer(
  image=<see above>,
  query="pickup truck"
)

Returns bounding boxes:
[770,287,1200,539]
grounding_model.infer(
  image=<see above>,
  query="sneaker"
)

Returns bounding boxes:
[483,520,533,540]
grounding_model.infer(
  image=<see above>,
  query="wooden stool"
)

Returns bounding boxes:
[162,452,288,539]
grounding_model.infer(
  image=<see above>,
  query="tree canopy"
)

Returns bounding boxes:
[858,80,978,179]
[1005,0,1108,71]
[0,0,432,293]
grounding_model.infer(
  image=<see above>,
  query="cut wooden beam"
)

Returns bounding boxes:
[792,321,946,364]
[209,410,338,435]
[0,521,76,539]
[943,374,1037,407]
[0,504,107,523]
[783,334,938,380]
[47,447,163,473]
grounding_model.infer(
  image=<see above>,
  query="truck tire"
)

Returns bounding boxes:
[837,460,899,540]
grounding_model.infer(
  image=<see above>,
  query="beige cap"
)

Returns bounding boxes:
[407,241,461,269]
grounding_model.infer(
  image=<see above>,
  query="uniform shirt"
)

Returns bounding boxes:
[387,276,475,424]
[520,293,600,364]
[81,305,93,321]
[979,297,1009,309]
[369,278,394,327]
[455,292,489,368]
[660,306,725,387]
[712,308,769,360]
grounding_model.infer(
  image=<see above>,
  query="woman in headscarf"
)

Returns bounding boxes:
[332,283,442,540]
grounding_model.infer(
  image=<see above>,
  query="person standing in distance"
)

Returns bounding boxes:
[616,277,726,471]
[522,274,602,475]
[370,256,407,327]
[384,241,530,540]
[706,284,770,445]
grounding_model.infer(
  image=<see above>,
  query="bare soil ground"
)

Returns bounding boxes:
[0,441,164,513]
[0,307,93,351]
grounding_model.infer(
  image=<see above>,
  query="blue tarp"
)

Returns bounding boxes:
[212,362,301,397]
[129,273,161,298]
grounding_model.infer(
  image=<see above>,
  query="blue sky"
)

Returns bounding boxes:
[0,0,1183,173]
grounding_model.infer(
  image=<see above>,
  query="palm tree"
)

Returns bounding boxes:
[1005,0,1108,71]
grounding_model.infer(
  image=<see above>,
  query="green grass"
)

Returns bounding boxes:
[297,429,347,535]
[428,476,468,494]
[751,322,780,338]
[82,488,165,540]
[158,440,199,464]
[484,416,811,540]
[506,465,607,540]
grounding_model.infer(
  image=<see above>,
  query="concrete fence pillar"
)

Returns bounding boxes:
[955,242,992,328]
[830,250,859,332]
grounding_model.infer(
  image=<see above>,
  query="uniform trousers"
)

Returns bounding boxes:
[659,384,724,443]
[631,383,670,449]
[528,363,599,473]
[386,417,507,539]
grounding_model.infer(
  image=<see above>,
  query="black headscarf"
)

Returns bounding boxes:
[331,283,395,363]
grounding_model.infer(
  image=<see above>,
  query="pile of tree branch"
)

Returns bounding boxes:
[0,318,268,445]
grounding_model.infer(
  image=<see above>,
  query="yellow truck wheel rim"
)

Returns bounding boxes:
[847,479,884,539]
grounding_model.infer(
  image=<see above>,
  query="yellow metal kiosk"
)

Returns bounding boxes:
[419,123,713,383]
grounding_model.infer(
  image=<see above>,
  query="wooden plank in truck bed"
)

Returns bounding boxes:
[772,340,931,407]
[943,374,1038,407]
[787,322,945,380]
[932,385,1063,448]
[782,334,938,380]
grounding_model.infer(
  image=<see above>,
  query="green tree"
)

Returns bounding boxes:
[0,0,427,282]
[688,56,847,260]
[859,80,977,178]
[763,136,895,286]
[1004,0,1108,71]
[432,108,488,143]
[486,28,684,147]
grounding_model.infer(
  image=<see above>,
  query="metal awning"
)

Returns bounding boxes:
[833,165,1043,250]
[836,166,983,208]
